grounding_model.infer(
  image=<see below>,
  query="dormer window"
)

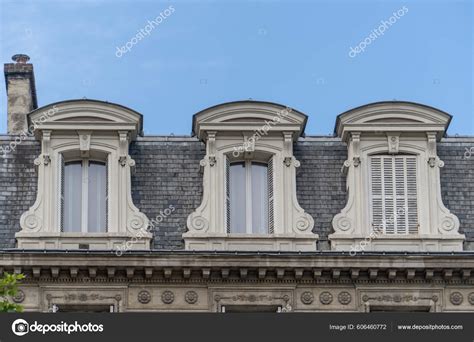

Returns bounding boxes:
[330,101,464,252]
[17,100,151,250]
[184,101,317,251]
[61,157,107,233]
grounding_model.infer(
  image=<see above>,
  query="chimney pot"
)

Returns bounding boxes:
[12,54,30,64]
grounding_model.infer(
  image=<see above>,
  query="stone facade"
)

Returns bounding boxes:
[2,252,474,312]
[0,55,473,312]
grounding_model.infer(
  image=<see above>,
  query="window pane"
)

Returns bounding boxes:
[229,162,246,233]
[251,163,268,234]
[63,162,82,232]
[88,162,107,233]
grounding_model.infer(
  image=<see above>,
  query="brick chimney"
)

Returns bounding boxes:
[4,54,38,134]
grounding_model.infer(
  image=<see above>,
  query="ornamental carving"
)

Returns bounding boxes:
[300,291,314,305]
[161,290,175,304]
[138,290,151,304]
[337,291,352,305]
[468,292,474,305]
[362,294,438,303]
[185,291,198,304]
[450,292,463,305]
[319,292,333,305]
[12,290,25,303]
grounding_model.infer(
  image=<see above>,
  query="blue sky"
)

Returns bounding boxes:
[0,0,473,135]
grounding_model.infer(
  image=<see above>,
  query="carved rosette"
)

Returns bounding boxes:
[161,291,175,304]
[468,292,474,305]
[319,292,333,305]
[138,290,151,304]
[450,292,463,305]
[12,290,25,303]
[337,292,352,305]
[300,291,314,305]
[185,291,198,304]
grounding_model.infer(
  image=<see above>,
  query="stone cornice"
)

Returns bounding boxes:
[1,252,473,283]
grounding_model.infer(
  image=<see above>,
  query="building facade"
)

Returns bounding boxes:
[1,55,473,313]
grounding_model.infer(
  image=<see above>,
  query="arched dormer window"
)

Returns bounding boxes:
[330,101,464,252]
[185,101,317,251]
[17,100,150,250]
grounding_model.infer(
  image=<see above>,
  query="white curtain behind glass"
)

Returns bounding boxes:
[229,162,246,233]
[88,162,107,232]
[63,162,82,232]
[229,161,269,234]
[251,163,268,234]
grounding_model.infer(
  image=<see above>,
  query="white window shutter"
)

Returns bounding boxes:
[370,155,418,235]
[405,156,418,234]
[59,153,65,232]
[267,156,274,234]
[225,156,231,234]
[370,157,384,233]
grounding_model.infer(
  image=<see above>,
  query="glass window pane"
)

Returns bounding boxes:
[251,163,268,234]
[63,162,82,232]
[229,162,246,233]
[87,162,107,233]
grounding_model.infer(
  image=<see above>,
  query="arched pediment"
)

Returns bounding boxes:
[27,99,144,137]
[192,100,308,140]
[335,101,452,141]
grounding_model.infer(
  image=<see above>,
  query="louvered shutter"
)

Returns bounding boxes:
[59,153,65,232]
[370,157,384,233]
[267,156,274,234]
[105,159,109,233]
[405,157,418,234]
[370,155,418,234]
[225,156,231,233]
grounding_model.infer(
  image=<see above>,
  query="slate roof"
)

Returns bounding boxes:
[1,135,473,250]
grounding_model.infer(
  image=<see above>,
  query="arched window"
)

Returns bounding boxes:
[62,158,107,233]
